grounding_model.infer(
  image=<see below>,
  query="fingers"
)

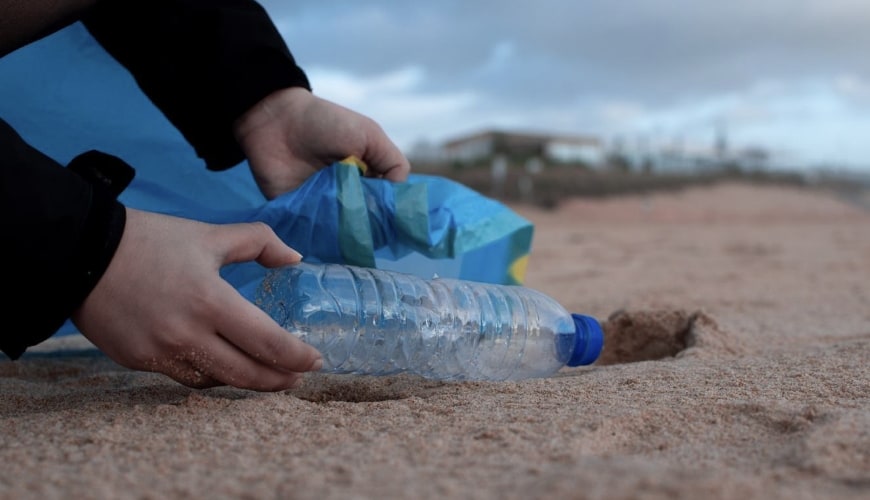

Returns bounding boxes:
[182,334,305,391]
[361,121,411,183]
[135,285,319,391]
[149,342,301,391]
[150,358,223,390]
[160,285,321,391]
[75,208,318,393]
[215,221,302,268]
[156,221,318,391]
[372,152,411,183]
[212,281,323,375]
[205,224,321,388]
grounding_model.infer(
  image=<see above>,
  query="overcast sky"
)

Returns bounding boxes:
[259,0,870,171]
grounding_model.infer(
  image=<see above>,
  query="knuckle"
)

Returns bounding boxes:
[248,221,275,239]
[185,284,223,316]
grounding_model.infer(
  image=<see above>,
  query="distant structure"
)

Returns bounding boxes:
[611,132,772,173]
[714,120,728,162]
[441,129,604,167]
[409,127,776,174]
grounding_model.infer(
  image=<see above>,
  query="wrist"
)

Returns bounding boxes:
[233,87,312,146]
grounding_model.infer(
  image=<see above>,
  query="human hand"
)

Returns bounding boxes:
[71,208,322,390]
[234,87,411,199]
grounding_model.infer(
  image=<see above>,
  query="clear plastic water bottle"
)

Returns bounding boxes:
[254,262,604,381]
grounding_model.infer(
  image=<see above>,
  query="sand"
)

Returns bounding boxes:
[2,181,869,500]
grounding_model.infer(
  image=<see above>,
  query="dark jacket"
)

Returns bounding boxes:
[0,0,311,359]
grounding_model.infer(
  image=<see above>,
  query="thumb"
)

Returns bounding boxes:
[216,221,302,268]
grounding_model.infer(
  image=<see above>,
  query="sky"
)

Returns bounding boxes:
[259,0,870,172]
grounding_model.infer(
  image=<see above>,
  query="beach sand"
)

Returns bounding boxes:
[2,181,869,499]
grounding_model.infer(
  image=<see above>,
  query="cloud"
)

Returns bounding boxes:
[264,0,870,101]
[598,77,870,167]
[304,65,479,149]
[260,0,870,169]
[835,74,870,105]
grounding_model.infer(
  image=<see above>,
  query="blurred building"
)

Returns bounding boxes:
[616,138,773,173]
[441,129,604,166]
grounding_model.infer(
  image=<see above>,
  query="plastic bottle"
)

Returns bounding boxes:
[253,262,604,381]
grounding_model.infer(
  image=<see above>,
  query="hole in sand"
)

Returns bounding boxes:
[291,374,446,403]
[596,309,744,365]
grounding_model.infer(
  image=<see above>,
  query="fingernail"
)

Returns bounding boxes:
[289,248,303,261]
[311,357,323,372]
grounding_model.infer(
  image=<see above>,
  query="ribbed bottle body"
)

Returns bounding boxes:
[254,262,578,380]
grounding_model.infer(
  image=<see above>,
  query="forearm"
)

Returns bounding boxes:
[84,0,311,171]
[0,118,129,359]
[0,0,99,57]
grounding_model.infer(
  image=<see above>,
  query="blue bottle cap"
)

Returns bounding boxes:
[567,314,604,366]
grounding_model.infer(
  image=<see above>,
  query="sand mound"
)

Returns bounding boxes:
[597,309,745,365]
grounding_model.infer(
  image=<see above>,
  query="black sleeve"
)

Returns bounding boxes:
[0,119,130,360]
[83,0,312,171]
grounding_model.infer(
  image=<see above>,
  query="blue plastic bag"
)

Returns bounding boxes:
[0,23,534,336]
